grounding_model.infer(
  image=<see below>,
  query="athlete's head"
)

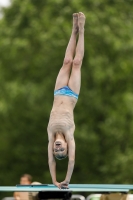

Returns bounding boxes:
[53,139,68,160]
[20,174,32,185]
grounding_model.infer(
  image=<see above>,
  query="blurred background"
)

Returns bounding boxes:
[0,0,133,198]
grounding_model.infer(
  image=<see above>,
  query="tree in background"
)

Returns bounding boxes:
[0,1,133,197]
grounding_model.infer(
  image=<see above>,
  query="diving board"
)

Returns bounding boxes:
[0,184,132,192]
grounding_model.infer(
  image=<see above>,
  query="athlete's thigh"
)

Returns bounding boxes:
[54,64,71,91]
[68,67,81,94]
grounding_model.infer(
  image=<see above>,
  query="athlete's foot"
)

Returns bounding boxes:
[78,12,85,33]
[72,13,79,34]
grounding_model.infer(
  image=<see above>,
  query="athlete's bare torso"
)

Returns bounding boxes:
[48,95,77,135]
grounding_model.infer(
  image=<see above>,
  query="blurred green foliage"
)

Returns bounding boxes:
[0,0,133,197]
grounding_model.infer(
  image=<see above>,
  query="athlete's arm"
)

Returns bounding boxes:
[48,130,60,188]
[65,134,75,183]
[59,127,75,188]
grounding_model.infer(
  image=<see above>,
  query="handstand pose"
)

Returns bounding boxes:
[47,12,85,189]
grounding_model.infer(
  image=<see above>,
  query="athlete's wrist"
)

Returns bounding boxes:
[53,180,57,184]
[64,179,70,184]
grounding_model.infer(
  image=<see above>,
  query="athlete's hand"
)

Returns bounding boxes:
[54,181,61,189]
[59,180,69,189]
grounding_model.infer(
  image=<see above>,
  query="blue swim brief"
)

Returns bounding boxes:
[54,86,78,100]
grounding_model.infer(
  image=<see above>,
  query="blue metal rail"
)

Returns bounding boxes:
[0,184,132,192]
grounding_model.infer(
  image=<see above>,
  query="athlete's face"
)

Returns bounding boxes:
[53,139,68,159]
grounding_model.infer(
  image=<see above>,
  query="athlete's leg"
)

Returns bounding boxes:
[54,13,78,90]
[68,12,85,94]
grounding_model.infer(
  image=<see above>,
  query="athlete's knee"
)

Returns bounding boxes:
[63,57,73,66]
[73,57,82,67]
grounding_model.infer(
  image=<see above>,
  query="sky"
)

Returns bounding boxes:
[0,0,10,7]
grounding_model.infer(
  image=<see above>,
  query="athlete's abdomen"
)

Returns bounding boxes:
[48,109,75,132]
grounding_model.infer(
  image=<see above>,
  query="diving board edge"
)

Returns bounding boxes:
[0,185,131,192]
